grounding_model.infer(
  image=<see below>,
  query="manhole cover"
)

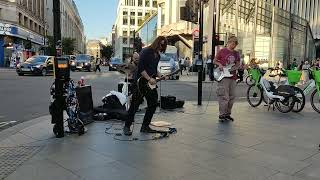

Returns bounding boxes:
[0,146,42,179]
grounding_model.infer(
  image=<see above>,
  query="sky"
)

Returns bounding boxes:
[74,0,118,40]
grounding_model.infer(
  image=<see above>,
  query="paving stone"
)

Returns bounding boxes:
[235,149,311,175]
[295,162,320,180]
[5,159,82,180]
[266,173,307,180]
[194,139,254,158]
[251,142,318,161]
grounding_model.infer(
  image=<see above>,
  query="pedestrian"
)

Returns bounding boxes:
[123,36,169,136]
[290,58,298,70]
[179,57,186,75]
[185,57,191,76]
[95,58,101,72]
[206,55,214,81]
[298,60,304,71]
[237,57,244,83]
[214,36,240,122]
[301,61,311,83]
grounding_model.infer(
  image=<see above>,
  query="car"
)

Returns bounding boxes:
[62,55,76,71]
[109,58,122,71]
[158,45,180,80]
[16,55,54,76]
[74,54,92,71]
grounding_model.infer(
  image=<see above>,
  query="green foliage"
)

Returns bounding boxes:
[101,45,113,60]
[62,38,76,55]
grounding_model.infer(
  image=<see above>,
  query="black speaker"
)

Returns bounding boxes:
[76,85,94,124]
[160,95,176,109]
[76,85,93,113]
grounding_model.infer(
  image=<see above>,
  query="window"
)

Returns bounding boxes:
[153,0,157,7]
[138,11,143,16]
[19,13,23,25]
[130,11,135,16]
[130,30,135,37]
[123,17,128,25]
[130,17,135,25]
[29,20,33,30]
[130,38,134,45]
[123,11,128,16]
[123,37,128,44]
[138,18,143,25]
[24,16,28,27]
[138,0,143,6]
[145,0,150,7]
[123,30,128,37]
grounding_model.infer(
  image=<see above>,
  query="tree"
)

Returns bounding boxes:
[46,36,56,56]
[101,45,113,61]
[62,38,76,55]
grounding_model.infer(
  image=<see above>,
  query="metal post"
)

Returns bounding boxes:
[198,0,204,106]
[211,0,217,61]
[252,0,258,58]
[52,0,64,138]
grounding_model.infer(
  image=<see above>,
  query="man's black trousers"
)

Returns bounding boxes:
[125,83,158,128]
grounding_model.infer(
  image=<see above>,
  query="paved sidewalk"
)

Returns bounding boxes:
[1,102,320,180]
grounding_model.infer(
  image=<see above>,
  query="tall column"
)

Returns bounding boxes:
[252,0,258,58]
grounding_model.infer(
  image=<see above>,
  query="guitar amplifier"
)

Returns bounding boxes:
[76,85,94,125]
[160,95,176,109]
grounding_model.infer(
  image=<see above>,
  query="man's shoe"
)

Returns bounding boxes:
[123,126,132,136]
[225,116,234,121]
[219,116,227,123]
[140,126,158,133]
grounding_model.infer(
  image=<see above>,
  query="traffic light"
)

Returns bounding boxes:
[213,34,224,46]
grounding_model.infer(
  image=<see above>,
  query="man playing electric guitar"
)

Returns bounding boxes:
[123,36,168,136]
[214,36,240,122]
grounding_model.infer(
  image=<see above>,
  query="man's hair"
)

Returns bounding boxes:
[227,36,238,44]
[149,36,168,52]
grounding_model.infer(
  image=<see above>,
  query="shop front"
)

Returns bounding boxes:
[0,22,44,67]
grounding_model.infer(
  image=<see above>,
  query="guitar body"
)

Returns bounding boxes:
[213,64,235,82]
[137,69,182,94]
[137,75,157,94]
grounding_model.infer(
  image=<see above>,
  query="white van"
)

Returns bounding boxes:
[158,45,180,80]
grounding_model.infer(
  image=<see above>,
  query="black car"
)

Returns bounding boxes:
[109,58,122,71]
[73,54,92,71]
[16,56,54,76]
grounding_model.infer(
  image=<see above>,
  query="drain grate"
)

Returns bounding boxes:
[0,146,42,179]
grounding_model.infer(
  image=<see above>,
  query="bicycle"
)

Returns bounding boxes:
[246,68,297,113]
[310,70,320,113]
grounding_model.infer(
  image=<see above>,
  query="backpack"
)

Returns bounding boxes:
[102,95,126,110]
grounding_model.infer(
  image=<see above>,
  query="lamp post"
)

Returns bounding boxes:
[197,0,204,106]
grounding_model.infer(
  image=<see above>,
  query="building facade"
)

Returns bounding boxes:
[0,0,45,67]
[137,0,317,67]
[266,0,320,39]
[86,40,102,59]
[113,0,158,61]
[45,0,86,54]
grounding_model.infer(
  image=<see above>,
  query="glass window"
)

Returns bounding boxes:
[130,30,135,37]
[130,18,135,25]
[145,0,150,7]
[123,18,128,25]
[130,11,135,16]
[138,18,143,26]
[123,38,128,44]
[123,11,128,16]
[138,12,143,16]
[138,0,143,6]
[153,0,157,7]
[130,38,134,45]
[123,30,128,36]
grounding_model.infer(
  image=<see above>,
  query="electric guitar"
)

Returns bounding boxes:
[137,69,181,93]
[213,64,236,82]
